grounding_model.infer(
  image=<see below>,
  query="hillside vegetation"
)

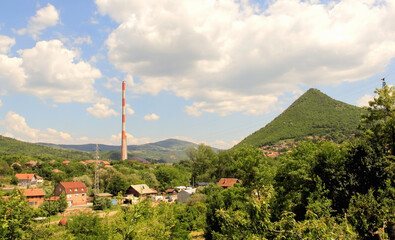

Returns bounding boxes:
[0,135,93,160]
[237,88,364,148]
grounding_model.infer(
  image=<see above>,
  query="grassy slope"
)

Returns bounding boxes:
[236,88,364,148]
[0,135,93,160]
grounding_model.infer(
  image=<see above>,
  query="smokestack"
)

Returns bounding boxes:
[121,81,127,160]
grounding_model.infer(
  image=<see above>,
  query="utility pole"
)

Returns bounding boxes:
[94,144,100,194]
[382,78,387,89]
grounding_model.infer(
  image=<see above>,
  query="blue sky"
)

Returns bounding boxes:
[0,0,394,149]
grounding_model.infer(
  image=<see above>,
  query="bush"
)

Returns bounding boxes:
[93,196,111,210]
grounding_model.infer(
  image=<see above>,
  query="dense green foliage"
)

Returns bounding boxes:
[0,135,94,160]
[0,87,393,239]
[237,88,364,148]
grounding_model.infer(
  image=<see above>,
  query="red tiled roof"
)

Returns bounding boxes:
[47,196,59,201]
[24,188,45,197]
[217,178,240,188]
[59,182,87,193]
[15,173,35,180]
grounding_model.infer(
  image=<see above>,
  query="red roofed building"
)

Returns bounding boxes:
[217,178,241,189]
[24,188,45,207]
[15,173,37,186]
[54,182,87,206]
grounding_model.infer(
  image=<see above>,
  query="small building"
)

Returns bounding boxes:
[24,188,45,207]
[62,161,70,165]
[177,188,196,203]
[35,175,44,184]
[15,173,37,187]
[94,193,113,199]
[84,160,111,168]
[52,169,62,173]
[54,181,87,206]
[165,188,177,195]
[25,161,37,168]
[126,184,157,198]
[217,178,241,189]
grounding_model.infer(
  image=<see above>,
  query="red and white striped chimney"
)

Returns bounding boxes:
[121,81,128,160]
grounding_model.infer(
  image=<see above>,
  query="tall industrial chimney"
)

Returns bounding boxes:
[121,81,128,160]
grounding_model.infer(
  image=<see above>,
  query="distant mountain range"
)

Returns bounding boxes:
[38,138,198,163]
[236,88,364,148]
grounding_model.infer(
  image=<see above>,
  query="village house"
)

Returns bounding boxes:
[217,178,241,189]
[126,184,157,198]
[24,188,45,207]
[36,175,44,184]
[15,173,38,187]
[85,160,111,168]
[54,181,87,206]
[25,160,37,169]
[177,188,196,203]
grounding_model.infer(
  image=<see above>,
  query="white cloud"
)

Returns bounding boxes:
[357,94,374,107]
[110,132,150,145]
[87,98,118,118]
[125,104,135,115]
[144,113,160,121]
[0,99,2,107]
[17,3,60,39]
[0,35,15,54]
[1,39,101,103]
[74,36,92,45]
[0,111,73,143]
[97,0,395,116]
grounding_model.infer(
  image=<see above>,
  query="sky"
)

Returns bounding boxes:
[0,0,395,149]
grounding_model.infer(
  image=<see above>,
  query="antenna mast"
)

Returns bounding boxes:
[382,78,387,89]
[94,144,100,193]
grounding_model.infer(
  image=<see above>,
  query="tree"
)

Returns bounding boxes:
[187,144,218,182]
[0,190,34,239]
[93,196,111,210]
[360,85,395,155]
[58,191,67,213]
[106,174,129,196]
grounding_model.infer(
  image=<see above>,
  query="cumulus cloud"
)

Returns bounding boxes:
[0,111,73,143]
[110,132,150,145]
[1,39,101,103]
[125,104,135,115]
[357,94,374,107]
[16,3,59,39]
[144,113,160,121]
[74,36,92,45]
[87,98,118,118]
[0,35,15,54]
[96,0,395,116]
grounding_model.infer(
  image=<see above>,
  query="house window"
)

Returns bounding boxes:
[81,188,84,191]
[75,194,79,197]
[74,188,78,191]
[67,194,71,198]
[82,193,85,196]
[69,189,72,192]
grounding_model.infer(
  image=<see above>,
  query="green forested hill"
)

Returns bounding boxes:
[236,88,364,148]
[0,135,93,160]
